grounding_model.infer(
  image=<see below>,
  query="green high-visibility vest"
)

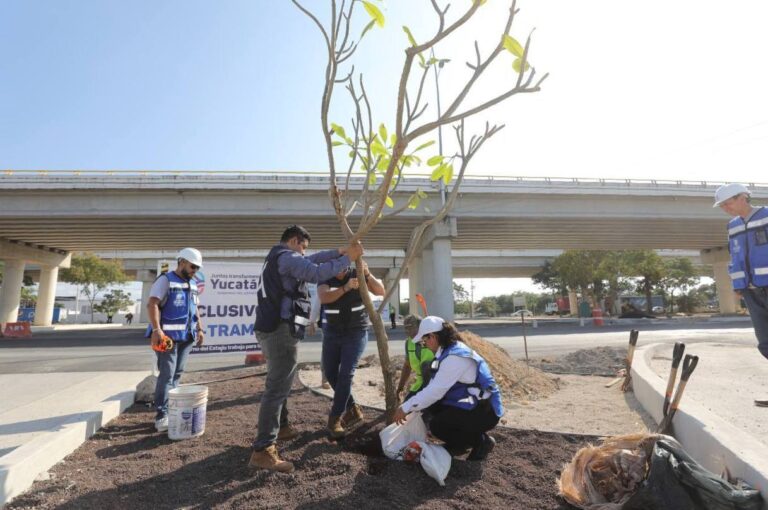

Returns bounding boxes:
[405,337,435,392]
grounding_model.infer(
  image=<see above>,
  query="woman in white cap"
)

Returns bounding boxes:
[392,316,504,460]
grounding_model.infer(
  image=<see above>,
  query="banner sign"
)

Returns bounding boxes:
[193,262,262,355]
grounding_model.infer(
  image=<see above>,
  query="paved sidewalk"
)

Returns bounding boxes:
[0,371,149,506]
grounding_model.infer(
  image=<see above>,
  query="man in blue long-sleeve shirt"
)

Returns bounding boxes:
[249,225,363,473]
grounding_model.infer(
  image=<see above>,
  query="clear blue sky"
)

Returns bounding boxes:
[0,1,434,171]
[4,1,768,181]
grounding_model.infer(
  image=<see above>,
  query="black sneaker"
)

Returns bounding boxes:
[467,434,496,461]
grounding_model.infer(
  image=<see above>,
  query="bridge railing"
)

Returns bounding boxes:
[2,169,767,191]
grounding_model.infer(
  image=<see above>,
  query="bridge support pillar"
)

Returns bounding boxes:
[701,247,739,314]
[33,265,59,326]
[137,270,157,324]
[414,218,457,321]
[712,260,739,314]
[0,259,26,324]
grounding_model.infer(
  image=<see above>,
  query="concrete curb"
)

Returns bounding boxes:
[631,343,768,506]
[0,374,147,507]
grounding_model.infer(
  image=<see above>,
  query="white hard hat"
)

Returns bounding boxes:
[713,183,750,207]
[414,315,445,340]
[177,247,203,267]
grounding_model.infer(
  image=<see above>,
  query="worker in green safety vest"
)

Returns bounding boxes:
[396,315,436,400]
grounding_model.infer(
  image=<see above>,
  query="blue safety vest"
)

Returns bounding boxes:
[727,207,768,290]
[145,271,199,342]
[254,245,312,337]
[430,342,504,417]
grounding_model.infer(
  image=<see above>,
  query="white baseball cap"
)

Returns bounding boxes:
[414,315,445,340]
[713,183,750,208]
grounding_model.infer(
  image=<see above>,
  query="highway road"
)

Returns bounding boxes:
[0,318,757,374]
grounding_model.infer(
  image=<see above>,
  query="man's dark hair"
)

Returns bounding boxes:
[435,322,460,349]
[281,225,312,244]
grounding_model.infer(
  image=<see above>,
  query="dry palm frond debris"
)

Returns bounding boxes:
[558,433,660,510]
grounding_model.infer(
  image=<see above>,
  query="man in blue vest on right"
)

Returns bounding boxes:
[249,225,363,472]
[715,183,768,407]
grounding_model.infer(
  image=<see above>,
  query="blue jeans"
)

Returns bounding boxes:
[253,323,299,451]
[322,327,368,416]
[154,336,195,419]
[743,288,768,360]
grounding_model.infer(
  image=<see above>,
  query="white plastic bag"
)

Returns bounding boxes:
[416,441,452,486]
[379,412,427,460]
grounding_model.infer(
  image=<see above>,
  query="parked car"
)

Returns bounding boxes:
[511,309,533,317]
[651,305,665,314]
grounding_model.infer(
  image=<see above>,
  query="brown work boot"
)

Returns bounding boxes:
[341,404,365,429]
[277,425,299,441]
[248,445,295,473]
[327,415,347,438]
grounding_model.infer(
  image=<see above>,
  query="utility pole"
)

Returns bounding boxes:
[470,278,475,318]
[431,49,449,206]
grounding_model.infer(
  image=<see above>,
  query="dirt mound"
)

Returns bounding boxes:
[360,333,558,402]
[530,346,627,377]
[459,331,559,401]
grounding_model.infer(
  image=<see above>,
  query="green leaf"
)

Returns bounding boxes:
[368,172,377,187]
[442,163,454,185]
[512,58,531,73]
[331,123,346,138]
[361,19,376,38]
[385,196,394,208]
[390,134,397,145]
[371,139,387,158]
[379,124,388,143]
[503,35,524,57]
[414,140,435,152]
[407,193,420,209]
[363,1,385,28]
[430,164,445,181]
[377,156,390,172]
[427,155,444,166]
[332,141,344,147]
[417,189,428,198]
[403,26,417,47]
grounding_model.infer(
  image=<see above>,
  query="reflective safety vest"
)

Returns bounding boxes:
[145,271,199,342]
[254,245,312,338]
[430,341,504,417]
[321,269,369,331]
[727,207,768,290]
[405,337,435,393]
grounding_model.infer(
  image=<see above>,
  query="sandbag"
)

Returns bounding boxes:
[416,441,451,486]
[379,412,427,460]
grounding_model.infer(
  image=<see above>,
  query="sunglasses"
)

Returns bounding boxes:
[189,263,200,271]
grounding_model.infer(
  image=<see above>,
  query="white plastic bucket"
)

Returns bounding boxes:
[168,385,208,440]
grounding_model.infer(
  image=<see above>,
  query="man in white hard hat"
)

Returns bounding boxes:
[146,247,206,431]
[715,184,768,407]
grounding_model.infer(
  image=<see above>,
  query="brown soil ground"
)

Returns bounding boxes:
[9,367,591,510]
[529,346,628,377]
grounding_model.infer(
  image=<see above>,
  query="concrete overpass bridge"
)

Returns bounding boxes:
[1,170,763,323]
